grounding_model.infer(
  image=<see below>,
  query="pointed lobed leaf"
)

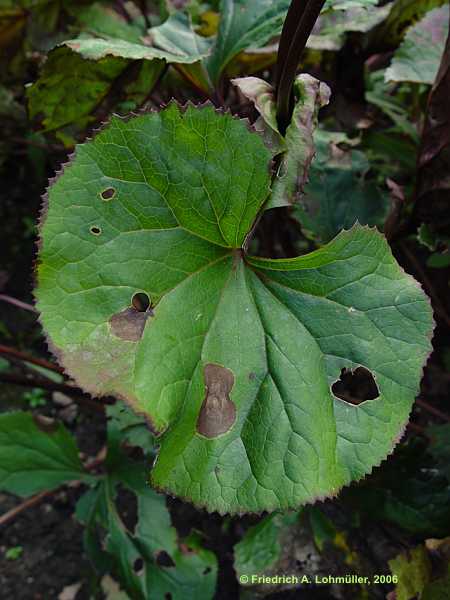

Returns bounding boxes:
[36,104,433,514]
[0,412,90,496]
[385,6,449,84]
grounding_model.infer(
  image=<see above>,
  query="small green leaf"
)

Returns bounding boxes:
[389,546,432,600]
[427,252,450,269]
[107,400,155,453]
[36,103,434,514]
[234,512,300,580]
[76,458,217,599]
[0,411,88,496]
[5,546,23,561]
[385,6,449,84]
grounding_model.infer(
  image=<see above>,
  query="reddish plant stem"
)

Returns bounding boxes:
[416,397,450,422]
[0,344,64,374]
[0,294,37,313]
[0,490,51,527]
[0,451,106,528]
[0,372,106,413]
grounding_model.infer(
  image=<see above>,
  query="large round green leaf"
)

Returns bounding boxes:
[36,103,433,514]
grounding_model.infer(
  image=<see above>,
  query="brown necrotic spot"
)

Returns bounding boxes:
[196,364,236,438]
[110,293,153,342]
[332,366,379,405]
[90,226,102,236]
[101,187,116,201]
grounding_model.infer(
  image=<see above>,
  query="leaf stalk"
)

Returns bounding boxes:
[275,0,326,133]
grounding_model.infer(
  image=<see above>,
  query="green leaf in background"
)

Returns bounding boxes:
[422,567,450,600]
[76,456,217,599]
[148,12,213,62]
[147,12,214,92]
[389,546,432,600]
[341,438,450,535]
[61,32,211,64]
[206,0,290,84]
[0,411,89,496]
[27,8,212,135]
[233,73,331,208]
[205,0,384,82]
[295,131,390,243]
[72,3,144,43]
[324,0,379,8]
[27,46,147,133]
[36,103,433,514]
[365,71,420,142]
[371,0,448,49]
[385,6,449,84]
[234,512,300,582]
[308,3,391,51]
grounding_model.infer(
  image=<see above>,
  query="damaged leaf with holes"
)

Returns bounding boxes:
[35,102,434,514]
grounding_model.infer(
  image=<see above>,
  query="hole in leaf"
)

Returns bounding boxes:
[133,558,144,573]
[155,550,175,567]
[90,226,102,236]
[101,187,116,200]
[203,567,211,575]
[132,292,151,312]
[332,367,379,405]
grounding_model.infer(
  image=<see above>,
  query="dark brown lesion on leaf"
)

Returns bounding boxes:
[101,187,116,201]
[196,363,236,438]
[109,293,153,342]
